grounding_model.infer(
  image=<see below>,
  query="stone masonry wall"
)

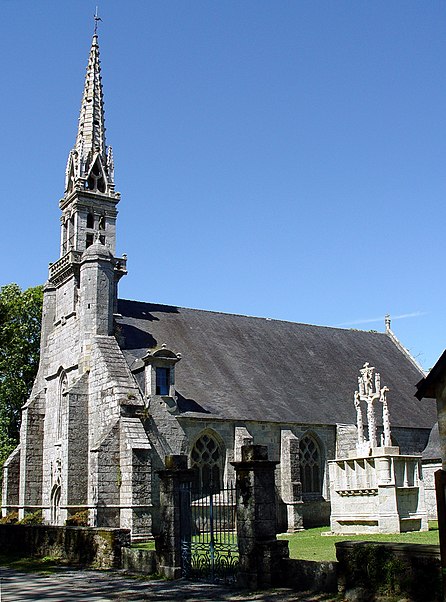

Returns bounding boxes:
[67,374,89,508]
[392,427,431,455]
[422,462,440,520]
[1,447,20,513]
[19,393,45,512]
[0,525,130,569]
[178,418,336,502]
[96,422,121,528]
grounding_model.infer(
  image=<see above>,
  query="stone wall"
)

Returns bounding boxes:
[1,447,20,513]
[67,375,89,508]
[423,461,440,520]
[170,416,337,529]
[298,500,331,528]
[336,540,442,601]
[392,426,431,455]
[0,525,130,569]
[121,547,157,574]
[281,558,337,593]
[19,393,45,516]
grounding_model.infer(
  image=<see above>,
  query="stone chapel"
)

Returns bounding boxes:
[1,31,437,538]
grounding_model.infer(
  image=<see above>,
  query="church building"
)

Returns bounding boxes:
[1,32,437,538]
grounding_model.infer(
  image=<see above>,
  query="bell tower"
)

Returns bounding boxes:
[46,28,127,330]
[60,32,119,257]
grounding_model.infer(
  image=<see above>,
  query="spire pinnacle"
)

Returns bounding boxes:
[65,27,113,195]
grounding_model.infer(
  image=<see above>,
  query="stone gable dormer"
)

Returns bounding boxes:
[142,345,181,412]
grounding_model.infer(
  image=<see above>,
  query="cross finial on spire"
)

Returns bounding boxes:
[94,6,102,35]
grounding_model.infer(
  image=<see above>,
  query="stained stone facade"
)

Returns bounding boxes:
[1,32,438,537]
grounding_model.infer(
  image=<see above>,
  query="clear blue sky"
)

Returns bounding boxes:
[1,1,445,371]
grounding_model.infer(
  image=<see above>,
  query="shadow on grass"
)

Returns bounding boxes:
[0,553,65,573]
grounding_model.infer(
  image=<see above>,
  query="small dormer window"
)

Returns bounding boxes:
[142,344,181,400]
[156,367,170,395]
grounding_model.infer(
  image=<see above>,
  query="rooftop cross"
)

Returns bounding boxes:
[93,6,102,35]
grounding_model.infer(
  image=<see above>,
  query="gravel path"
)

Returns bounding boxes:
[0,567,338,601]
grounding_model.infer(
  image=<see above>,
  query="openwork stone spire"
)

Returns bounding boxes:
[65,33,114,194]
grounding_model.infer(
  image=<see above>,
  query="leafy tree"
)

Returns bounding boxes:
[0,284,43,469]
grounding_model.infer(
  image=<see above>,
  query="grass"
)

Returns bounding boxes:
[131,540,156,550]
[132,524,440,562]
[278,521,440,562]
[1,524,439,571]
[0,554,64,573]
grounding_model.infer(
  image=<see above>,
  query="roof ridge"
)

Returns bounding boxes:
[118,297,388,334]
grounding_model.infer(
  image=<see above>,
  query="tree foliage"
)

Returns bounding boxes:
[0,283,43,466]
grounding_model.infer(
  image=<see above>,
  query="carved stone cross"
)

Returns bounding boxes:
[354,363,392,452]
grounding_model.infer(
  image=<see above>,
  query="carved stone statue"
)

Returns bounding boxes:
[354,391,364,445]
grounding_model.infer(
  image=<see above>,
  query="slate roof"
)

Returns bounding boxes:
[422,422,441,462]
[116,299,437,428]
[415,349,446,401]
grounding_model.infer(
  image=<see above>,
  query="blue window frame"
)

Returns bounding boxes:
[156,367,170,395]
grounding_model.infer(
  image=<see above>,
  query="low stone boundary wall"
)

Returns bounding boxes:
[336,540,441,602]
[281,558,338,593]
[0,525,130,569]
[121,547,157,574]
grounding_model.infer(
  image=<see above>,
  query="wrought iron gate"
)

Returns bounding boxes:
[180,482,239,582]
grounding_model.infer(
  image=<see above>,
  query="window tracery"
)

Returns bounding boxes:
[191,432,223,493]
[299,434,322,496]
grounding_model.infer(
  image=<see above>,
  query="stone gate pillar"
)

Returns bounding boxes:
[155,455,195,579]
[231,445,289,589]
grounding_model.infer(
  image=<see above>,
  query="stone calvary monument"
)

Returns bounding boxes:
[329,363,428,534]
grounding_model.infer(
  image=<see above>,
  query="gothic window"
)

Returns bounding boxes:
[56,372,67,442]
[155,367,170,395]
[86,233,94,248]
[299,434,322,497]
[86,213,94,229]
[191,432,223,493]
[51,483,61,525]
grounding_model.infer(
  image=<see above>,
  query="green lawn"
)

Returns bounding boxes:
[132,540,156,550]
[132,523,439,563]
[278,522,440,562]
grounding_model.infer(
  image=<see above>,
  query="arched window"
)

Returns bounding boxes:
[56,372,67,442]
[191,432,224,493]
[51,483,61,525]
[299,434,322,497]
